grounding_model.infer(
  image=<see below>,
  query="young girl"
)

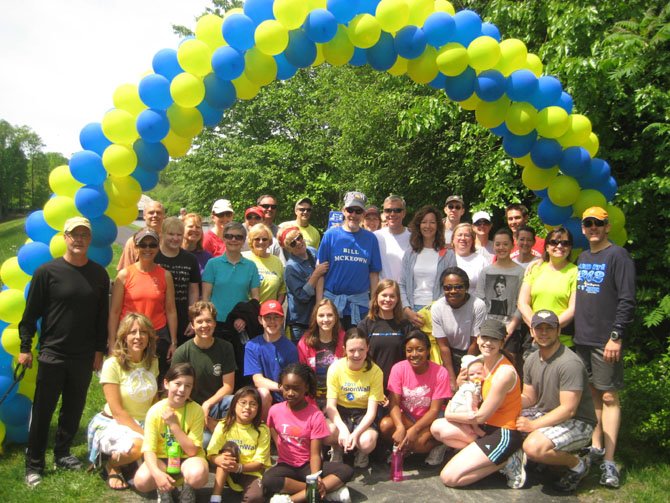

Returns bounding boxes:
[326,329,384,469]
[134,363,209,501]
[263,363,353,503]
[357,279,412,390]
[207,386,271,503]
[297,299,346,409]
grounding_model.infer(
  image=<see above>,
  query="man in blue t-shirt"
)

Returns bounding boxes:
[316,191,382,329]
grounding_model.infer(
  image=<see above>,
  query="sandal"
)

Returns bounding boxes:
[107,472,129,490]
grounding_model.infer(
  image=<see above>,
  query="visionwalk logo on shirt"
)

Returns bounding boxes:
[578,262,607,294]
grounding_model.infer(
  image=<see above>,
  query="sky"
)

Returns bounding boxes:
[0,0,212,157]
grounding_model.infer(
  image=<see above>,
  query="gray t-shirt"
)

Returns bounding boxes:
[431,295,487,351]
[523,344,596,426]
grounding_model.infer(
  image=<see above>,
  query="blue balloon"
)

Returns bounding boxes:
[131,166,159,191]
[428,72,447,90]
[559,146,591,178]
[24,281,31,299]
[502,130,537,158]
[533,188,548,199]
[304,9,338,43]
[481,22,501,41]
[223,14,256,51]
[557,91,574,114]
[87,245,113,267]
[564,217,589,250]
[530,138,563,168]
[366,32,397,71]
[285,30,317,68]
[0,375,18,405]
[243,0,275,25]
[474,69,506,102]
[579,158,611,188]
[17,242,52,276]
[90,215,118,248]
[423,12,456,48]
[327,0,359,24]
[394,26,427,60]
[359,0,380,14]
[506,69,538,102]
[5,422,29,444]
[601,177,618,201]
[537,198,573,226]
[212,46,246,81]
[349,47,368,67]
[25,211,58,244]
[274,54,298,80]
[136,109,170,143]
[444,66,477,102]
[204,74,237,110]
[75,185,108,219]
[490,122,509,137]
[453,9,482,47]
[0,393,32,427]
[69,150,106,185]
[196,101,224,127]
[138,74,173,110]
[152,48,184,81]
[134,140,169,172]
[0,348,13,373]
[79,123,112,156]
[530,75,563,110]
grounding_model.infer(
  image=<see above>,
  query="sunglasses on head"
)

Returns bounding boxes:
[548,239,571,247]
[383,208,404,214]
[297,207,312,213]
[442,284,466,291]
[137,242,158,249]
[260,204,277,210]
[224,233,245,241]
[288,234,304,248]
[582,218,606,228]
[447,204,463,210]
[345,207,364,215]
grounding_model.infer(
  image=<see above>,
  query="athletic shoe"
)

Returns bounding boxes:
[425,444,448,466]
[353,451,369,468]
[25,472,42,488]
[600,462,620,488]
[54,454,83,470]
[555,455,591,492]
[157,490,175,503]
[325,486,351,503]
[180,483,196,503]
[329,446,344,463]
[269,495,293,503]
[585,446,605,464]
[501,449,526,489]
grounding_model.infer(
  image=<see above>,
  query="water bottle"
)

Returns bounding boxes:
[166,428,182,475]
[390,445,404,482]
[305,470,322,503]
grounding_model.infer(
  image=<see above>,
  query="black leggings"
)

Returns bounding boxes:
[262,461,354,495]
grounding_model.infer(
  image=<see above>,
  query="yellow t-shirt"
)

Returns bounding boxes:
[100,357,158,421]
[326,357,384,409]
[142,398,205,458]
[280,220,321,249]
[242,252,286,302]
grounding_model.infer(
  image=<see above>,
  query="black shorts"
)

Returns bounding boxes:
[474,424,523,464]
[262,461,354,494]
[337,406,379,433]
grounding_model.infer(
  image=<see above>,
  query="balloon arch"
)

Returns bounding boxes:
[0,0,626,443]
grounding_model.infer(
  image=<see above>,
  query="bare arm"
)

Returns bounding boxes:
[164,271,178,353]
[103,383,144,435]
[517,390,582,433]
[188,282,199,307]
[517,282,533,327]
[558,289,576,328]
[316,275,324,304]
[202,371,235,418]
[471,366,516,424]
[201,281,213,302]
[369,271,379,298]
[436,338,457,392]
[252,373,280,393]
[250,287,260,301]
[107,270,127,354]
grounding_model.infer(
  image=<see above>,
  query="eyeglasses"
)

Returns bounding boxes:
[214,212,233,218]
[297,207,312,213]
[582,218,606,228]
[260,204,278,210]
[383,208,404,214]
[237,400,258,408]
[224,233,245,241]
[246,214,262,220]
[547,239,571,247]
[137,242,158,249]
[288,234,304,248]
[345,207,364,215]
[447,204,463,210]
[253,237,270,243]
[66,232,91,239]
[473,220,491,226]
[442,284,466,291]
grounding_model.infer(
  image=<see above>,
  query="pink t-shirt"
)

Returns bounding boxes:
[267,401,330,467]
[387,360,452,420]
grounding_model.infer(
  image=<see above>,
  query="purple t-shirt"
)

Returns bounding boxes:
[387,360,452,419]
[267,401,330,467]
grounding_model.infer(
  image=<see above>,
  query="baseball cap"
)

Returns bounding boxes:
[245,206,265,220]
[134,228,160,245]
[343,191,367,209]
[278,226,300,248]
[531,309,560,329]
[260,300,284,317]
[294,197,313,210]
[212,199,234,214]
[478,318,506,340]
[472,210,491,224]
[63,217,91,234]
[445,195,464,206]
[461,354,483,370]
[582,206,608,222]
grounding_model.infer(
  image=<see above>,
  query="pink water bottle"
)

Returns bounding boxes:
[390,445,404,482]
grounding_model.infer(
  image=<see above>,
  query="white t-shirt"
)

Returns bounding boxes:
[413,248,439,307]
[375,227,411,282]
[456,252,489,294]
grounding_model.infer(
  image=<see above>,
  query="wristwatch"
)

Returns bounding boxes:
[610,330,621,341]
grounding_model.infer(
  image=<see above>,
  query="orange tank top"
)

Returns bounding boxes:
[482,356,521,429]
[121,263,168,330]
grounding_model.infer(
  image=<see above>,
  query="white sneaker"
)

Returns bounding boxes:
[325,486,351,503]
[502,449,527,489]
[329,446,344,463]
[353,451,369,468]
[269,494,293,503]
[425,444,448,466]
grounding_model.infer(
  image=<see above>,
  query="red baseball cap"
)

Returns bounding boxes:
[260,300,284,317]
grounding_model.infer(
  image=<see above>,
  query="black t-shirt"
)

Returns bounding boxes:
[357,317,412,390]
[155,249,201,338]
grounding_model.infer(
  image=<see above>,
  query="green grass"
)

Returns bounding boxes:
[0,218,29,267]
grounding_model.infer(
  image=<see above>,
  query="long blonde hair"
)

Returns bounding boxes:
[113,312,157,371]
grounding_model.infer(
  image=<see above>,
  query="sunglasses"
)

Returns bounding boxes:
[383,208,404,214]
[548,239,571,247]
[288,234,304,248]
[345,207,364,215]
[473,220,491,226]
[582,218,606,228]
[297,207,312,213]
[447,204,463,210]
[246,214,262,220]
[66,232,91,239]
[442,284,466,291]
[260,204,278,210]
[224,233,245,241]
[253,237,270,243]
[137,242,158,249]
[214,212,233,218]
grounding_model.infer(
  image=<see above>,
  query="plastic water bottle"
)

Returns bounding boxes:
[391,445,404,482]
[305,470,322,503]
[166,427,181,475]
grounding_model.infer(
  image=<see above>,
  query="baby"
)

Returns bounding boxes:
[447,355,486,436]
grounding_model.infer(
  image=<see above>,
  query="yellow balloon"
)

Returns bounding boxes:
[436,43,468,77]
[255,20,290,56]
[101,109,138,145]
[177,39,213,77]
[43,196,79,231]
[170,73,205,108]
[102,144,137,177]
[475,97,510,129]
[0,420,5,446]
[18,378,37,399]
[273,0,309,30]
[0,257,31,291]
[323,26,354,67]
[376,0,410,33]
[495,38,527,76]
[572,189,607,218]
[584,132,599,158]
[49,165,83,198]
[536,106,569,139]
[557,114,592,147]
[525,53,543,77]
[167,105,204,138]
[113,84,146,116]
[548,175,580,206]
[505,102,538,136]
[162,130,192,158]
[245,48,278,86]
[1,325,21,356]
[104,175,142,208]
[106,201,140,226]
[434,0,455,15]
[513,153,533,168]
[609,226,628,246]
[313,44,326,67]
[195,14,225,50]
[522,164,559,191]
[232,74,261,100]
[606,204,626,230]
[458,93,481,111]
[407,46,438,84]
[348,14,382,49]
[308,0,327,8]
[408,0,434,26]
[467,36,501,72]
[387,56,409,76]
[49,233,67,258]
[0,289,26,324]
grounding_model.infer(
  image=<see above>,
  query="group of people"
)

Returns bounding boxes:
[16,190,635,502]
